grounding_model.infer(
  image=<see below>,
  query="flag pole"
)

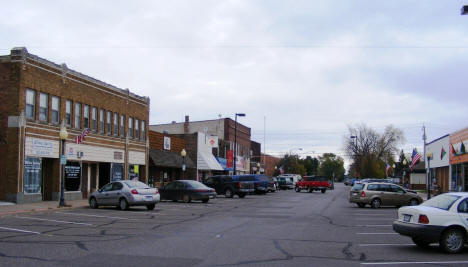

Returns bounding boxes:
[423,125,430,200]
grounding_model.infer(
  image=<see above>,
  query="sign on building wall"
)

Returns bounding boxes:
[25,137,59,158]
[164,136,171,150]
[207,136,218,148]
[227,150,233,168]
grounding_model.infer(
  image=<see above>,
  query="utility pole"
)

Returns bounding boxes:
[423,125,430,200]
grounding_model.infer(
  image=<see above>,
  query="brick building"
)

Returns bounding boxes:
[0,47,149,203]
[261,154,281,177]
[150,116,245,175]
[148,130,195,187]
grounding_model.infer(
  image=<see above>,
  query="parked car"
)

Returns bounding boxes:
[89,180,160,210]
[267,177,277,192]
[393,192,468,253]
[327,179,334,190]
[159,180,216,203]
[349,182,422,208]
[233,174,269,194]
[277,177,294,190]
[277,174,302,186]
[202,175,254,198]
[344,178,351,186]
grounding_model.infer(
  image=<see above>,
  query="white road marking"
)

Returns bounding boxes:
[16,216,93,226]
[55,212,128,220]
[361,261,468,265]
[356,233,398,235]
[359,243,414,247]
[355,225,392,227]
[353,214,395,216]
[0,226,41,235]
[354,218,395,221]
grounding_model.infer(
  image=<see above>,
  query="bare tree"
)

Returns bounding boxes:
[344,124,405,178]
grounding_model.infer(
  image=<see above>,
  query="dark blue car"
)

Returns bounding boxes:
[233,174,269,194]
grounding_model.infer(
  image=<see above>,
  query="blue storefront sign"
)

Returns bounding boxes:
[216,157,233,171]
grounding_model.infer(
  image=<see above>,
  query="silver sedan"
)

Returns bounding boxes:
[89,180,160,210]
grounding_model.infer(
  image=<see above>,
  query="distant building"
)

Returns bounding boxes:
[0,47,149,203]
[425,134,450,193]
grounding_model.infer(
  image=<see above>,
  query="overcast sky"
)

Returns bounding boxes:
[2,0,468,165]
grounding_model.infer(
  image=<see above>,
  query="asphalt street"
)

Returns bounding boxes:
[0,184,467,267]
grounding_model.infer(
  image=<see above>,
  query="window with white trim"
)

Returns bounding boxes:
[74,102,81,129]
[25,89,36,119]
[91,107,97,131]
[51,96,59,124]
[39,93,48,122]
[65,100,72,126]
[128,117,133,138]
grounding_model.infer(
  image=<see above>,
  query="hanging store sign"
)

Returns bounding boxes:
[227,150,234,168]
[164,136,171,150]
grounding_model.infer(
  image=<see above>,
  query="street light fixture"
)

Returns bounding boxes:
[59,123,68,207]
[181,149,187,179]
[233,113,245,175]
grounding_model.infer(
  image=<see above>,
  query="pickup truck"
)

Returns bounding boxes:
[203,175,254,198]
[295,176,329,193]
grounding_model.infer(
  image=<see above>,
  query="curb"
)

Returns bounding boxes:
[0,203,88,216]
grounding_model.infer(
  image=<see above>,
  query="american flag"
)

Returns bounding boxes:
[385,163,391,177]
[410,148,421,170]
[74,128,91,144]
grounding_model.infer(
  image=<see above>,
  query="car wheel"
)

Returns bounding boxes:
[146,204,155,210]
[412,237,430,248]
[307,187,313,193]
[357,203,366,208]
[183,194,191,203]
[119,198,129,210]
[202,199,209,203]
[371,198,381,209]
[409,198,420,206]
[172,199,178,202]
[238,193,246,198]
[321,189,326,193]
[295,187,300,192]
[440,228,466,254]
[89,197,98,209]
[225,188,234,198]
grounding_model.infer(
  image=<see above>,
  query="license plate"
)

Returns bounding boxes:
[145,196,152,201]
[403,214,411,222]
[352,193,357,196]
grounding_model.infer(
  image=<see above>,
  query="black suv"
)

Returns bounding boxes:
[202,175,255,198]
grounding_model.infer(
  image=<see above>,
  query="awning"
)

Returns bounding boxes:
[149,149,195,169]
[198,151,224,171]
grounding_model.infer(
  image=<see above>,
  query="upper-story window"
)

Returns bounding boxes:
[74,102,81,129]
[25,89,36,119]
[106,111,111,135]
[65,100,72,126]
[135,119,140,140]
[83,105,89,128]
[128,117,133,138]
[51,96,59,124]
[120,115,125,137]
[113,113,118,136]
[141,120,146,141]
[39,93,48,122]
[91,107,97,131]
[99,109,104,134]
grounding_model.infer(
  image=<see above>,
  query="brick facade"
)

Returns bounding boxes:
[0,47,149,203]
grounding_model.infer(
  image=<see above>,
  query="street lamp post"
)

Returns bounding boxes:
[181,149,186,179]
[59,123,68,207]
[350,135,358,177]
[426,152,433,200]
[233,113,245,175]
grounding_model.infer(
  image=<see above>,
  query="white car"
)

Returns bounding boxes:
[393,192,468,253]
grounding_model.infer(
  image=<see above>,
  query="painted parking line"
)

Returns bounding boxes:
[354,218,396,221]
[358,243,414,247]
[0,226,41,235]
[356,233,398,235]
[355,225,393,227]
[361,261,468,265]
[55,212,129,220]
[16,216,93,226]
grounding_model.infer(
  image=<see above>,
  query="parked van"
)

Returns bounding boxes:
[277,174,302,186]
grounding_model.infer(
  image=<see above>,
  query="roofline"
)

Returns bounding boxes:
[452,126,468,136]
[427,134,450,145]
[4,47,148,103]
[150,117,251,130]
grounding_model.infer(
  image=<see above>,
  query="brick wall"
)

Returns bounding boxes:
[261,154,281,177]
[149,130,186,153]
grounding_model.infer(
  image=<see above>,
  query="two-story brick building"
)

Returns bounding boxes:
[0,47,149,203]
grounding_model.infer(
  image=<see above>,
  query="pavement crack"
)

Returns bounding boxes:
[273,239,293,260]
[342,242,354,259]
[75,241,88,251]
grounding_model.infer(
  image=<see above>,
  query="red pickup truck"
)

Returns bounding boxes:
[295,176,329,193]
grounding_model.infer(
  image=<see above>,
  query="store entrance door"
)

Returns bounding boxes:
[90,164,97,193]
[99,163,111,188]
[81,163,89,199]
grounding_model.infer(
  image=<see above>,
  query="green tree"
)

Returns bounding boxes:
[317,153,345,181]
[276,154,306,176]
[302,156,319,175]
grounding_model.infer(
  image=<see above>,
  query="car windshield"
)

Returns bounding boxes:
[184,180,210,189]
[123,181,149,189]
[352,183,364,190]
[420,194,461,210]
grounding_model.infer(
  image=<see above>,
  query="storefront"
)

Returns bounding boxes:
[450,127,468,192]
[425,134,450,193]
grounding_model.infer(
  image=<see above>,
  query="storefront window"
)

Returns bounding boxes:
[128,164,139,181]
[24,157,41,194]
[111,163,124,181]
[64,162,81,191]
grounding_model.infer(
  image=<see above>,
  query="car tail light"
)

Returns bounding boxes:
[361,191,366,197]
[131,189,139,194]
[194,189,207,192]
[418,215,429,224]
[155,188,159,194]
[239,182,242,188]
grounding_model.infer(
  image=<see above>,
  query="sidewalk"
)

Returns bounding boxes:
[0,199,88,216]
